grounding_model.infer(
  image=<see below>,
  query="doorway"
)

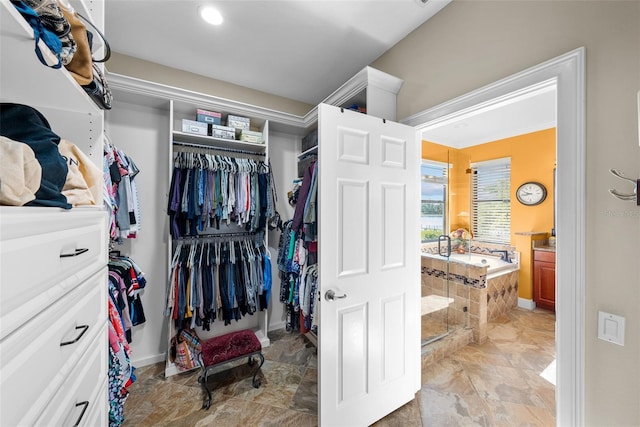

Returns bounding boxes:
[403,47,586,425]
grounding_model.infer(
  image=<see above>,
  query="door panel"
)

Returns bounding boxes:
[319,103,420,426]
[382,183,406,269]
[381,294,405,383]
[338,179,369,276]
[338,303,368,403]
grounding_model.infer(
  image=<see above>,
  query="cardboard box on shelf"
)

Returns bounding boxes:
[210,124,236,140]
[240,130,264,144]
[298,154,317,177]
[301,129,318,152]
[181,119,208,136]
[227,115,251,130]
[196,109,222,125]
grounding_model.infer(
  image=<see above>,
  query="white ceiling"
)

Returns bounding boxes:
[105,0,451,106]
[105,0,556,144]
[420,84,557,148]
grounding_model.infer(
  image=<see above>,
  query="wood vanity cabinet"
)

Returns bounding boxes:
[533,249,556,312]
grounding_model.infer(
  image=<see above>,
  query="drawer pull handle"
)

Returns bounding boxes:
[60,325,89,346]
[60,248,89,258]
[72,401,89,427]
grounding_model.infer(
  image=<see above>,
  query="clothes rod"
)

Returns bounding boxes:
[174,232,256,241]
[173,140,266,156]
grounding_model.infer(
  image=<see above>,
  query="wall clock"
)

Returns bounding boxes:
[516,181,547,206]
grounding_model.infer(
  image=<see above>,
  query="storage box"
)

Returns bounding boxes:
[210,124,236,140]
[227,115,251,130]
[181,119,208,136]
[298,154,317,177]
[240,130,264,144]
[301,129,318,152]
[196,109,222,125]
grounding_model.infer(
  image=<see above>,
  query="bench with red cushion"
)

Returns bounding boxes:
[198,329,264,409]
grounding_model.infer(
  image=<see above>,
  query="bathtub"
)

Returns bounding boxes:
[422,252,519,277]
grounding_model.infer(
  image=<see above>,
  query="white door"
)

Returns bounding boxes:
[318,103,420,426]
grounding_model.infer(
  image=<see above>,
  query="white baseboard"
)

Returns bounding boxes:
[132,353,165,368]
[268,320,286,332]
[518,298,536,310]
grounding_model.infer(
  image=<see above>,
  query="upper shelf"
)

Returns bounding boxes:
[0,0,100,114]
[172,131,267,154]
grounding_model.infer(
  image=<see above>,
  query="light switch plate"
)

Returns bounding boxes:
[598,311,625,346]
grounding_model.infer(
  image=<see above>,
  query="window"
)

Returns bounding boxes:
[421,161,447,242]
[471,158,511,244]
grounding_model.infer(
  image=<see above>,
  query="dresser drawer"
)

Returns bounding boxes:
[0,213,106,339]
[80,380,109,427]
[0,269,106,427]
[35,327,108,427]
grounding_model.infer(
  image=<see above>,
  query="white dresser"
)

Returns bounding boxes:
[0,208,108,426]
[0,0,109,424]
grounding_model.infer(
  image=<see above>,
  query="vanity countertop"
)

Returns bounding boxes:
[533,245,556,252]
[515,231,548,236]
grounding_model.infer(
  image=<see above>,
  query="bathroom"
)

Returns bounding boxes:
[418,100,557,364]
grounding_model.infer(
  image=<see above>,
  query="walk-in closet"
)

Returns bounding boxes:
[1,1,421,424]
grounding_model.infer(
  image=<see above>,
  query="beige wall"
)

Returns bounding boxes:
[373,1,640,425]
[107,52,313,117]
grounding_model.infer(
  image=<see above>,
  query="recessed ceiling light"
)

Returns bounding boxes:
[199,5,223,26]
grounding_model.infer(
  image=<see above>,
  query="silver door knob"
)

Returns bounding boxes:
[324,289,347,301]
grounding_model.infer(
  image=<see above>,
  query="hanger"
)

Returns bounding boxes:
[608,168,639,204]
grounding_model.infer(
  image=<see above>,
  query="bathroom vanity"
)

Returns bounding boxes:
[533,244,556,312]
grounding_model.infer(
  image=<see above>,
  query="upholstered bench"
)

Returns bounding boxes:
[198,329,265,410]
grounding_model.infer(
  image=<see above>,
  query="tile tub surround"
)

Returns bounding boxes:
[422,255,519,344]
[422,240,517,262]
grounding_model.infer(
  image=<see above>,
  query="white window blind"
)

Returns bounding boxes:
[421,161,448,242]
[471,158,511,244]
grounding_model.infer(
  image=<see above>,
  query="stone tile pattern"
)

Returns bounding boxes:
[420,308,556,427]
[421,254,518,345]
[123,308,555,426]
[122,330,318,427]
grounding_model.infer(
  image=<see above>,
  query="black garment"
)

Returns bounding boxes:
[0,103,70,208]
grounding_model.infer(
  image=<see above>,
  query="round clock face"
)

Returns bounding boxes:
[516,182,547,206]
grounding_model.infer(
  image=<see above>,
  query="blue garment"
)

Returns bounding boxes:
[262,250,272,305]
[10,1,63,68]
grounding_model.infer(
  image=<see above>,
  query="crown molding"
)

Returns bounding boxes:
[107,66,403,134]
[107,72,308,134]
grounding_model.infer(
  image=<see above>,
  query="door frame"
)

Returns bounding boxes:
[402,47,585,426]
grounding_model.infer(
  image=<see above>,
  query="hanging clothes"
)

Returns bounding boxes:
[277,159,319,335]
[104,135,142,241]
[108,253,147,342]
[165,236,271,330]
[167,150,276,239]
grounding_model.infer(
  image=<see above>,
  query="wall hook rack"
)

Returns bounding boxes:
[608,168,639,205]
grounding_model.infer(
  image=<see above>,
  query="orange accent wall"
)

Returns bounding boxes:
[422,128,556,300]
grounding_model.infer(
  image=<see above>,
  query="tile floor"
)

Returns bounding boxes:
[122,308,556,426]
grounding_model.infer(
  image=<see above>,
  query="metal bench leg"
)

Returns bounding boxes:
[200,368,212,410]
[252,352,264,388]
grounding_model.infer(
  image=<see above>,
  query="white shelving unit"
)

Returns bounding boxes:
[0,0,108,425]
[164,99,271,377]
[0,0,105,167]
[296,67,403,175]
